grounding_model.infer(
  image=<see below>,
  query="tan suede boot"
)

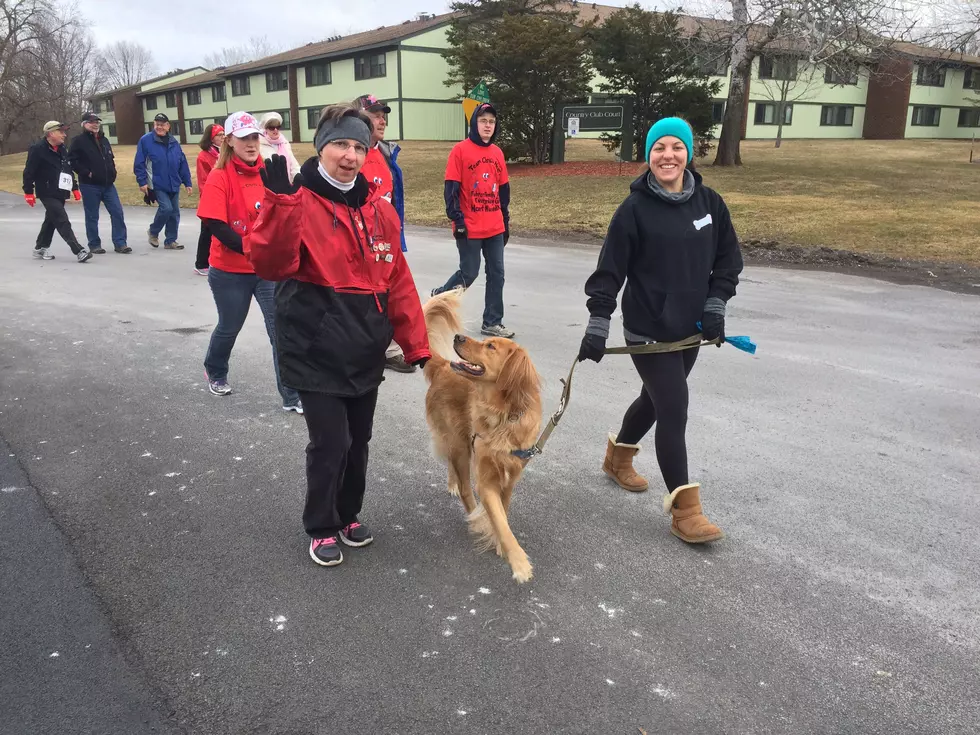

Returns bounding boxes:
[663,483,723,543]
[602,433,649,492]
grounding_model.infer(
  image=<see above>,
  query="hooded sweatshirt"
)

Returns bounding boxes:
[444,103,510,239]
[584,169,743,344]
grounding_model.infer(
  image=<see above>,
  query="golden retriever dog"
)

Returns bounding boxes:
[422,289,542,583]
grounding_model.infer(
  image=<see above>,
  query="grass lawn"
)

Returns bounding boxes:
[2,138,978,265]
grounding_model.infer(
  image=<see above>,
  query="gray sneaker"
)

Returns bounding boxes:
[77,249,93,263]
[147,229,159,248]
[481,324,515,338]
[164,241,184,250]
[33,248,55,261]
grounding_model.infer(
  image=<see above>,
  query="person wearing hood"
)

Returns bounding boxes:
[355,93,415,373]
[247,103,430,568]
[196,111,302,414]
[258,112,300,182]
[431,102,514,338]
[68,111,129,254]
[578,117,743,545]
[193,123,224,274]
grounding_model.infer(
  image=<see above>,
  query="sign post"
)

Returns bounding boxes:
[550,98,634,164]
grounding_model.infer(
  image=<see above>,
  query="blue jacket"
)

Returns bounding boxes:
[378,141,407,252]
[133,132,192,194]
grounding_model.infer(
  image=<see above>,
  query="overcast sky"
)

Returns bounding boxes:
[79,0,674,72]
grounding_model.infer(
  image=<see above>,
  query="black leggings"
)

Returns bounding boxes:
[616,347,699,491]
[195,220,212,270]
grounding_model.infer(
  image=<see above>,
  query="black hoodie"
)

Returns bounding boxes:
[444,103,510,232]
[584,170,742,343]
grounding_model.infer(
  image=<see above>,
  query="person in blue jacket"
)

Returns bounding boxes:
[133,112,192,250]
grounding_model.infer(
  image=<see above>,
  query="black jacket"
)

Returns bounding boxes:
[585,170,743,343]
[22,139,78,201]
[68,130,117,186]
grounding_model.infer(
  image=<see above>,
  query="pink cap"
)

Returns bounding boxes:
[224,111,260,138]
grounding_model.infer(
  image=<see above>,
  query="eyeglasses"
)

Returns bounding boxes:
[327,140,368,156]
[267,125,281,131]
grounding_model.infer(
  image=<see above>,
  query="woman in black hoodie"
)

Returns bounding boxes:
[578,117,743,544]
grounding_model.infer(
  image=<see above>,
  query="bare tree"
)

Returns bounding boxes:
[752,56,830,147]
[696,0,921,166]
[97,40,156,90]
[0,0,52,152]
[203,36,283,68]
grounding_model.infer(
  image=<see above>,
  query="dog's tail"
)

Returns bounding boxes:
[422,289,463,378]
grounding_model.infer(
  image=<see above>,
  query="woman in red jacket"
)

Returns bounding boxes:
[194,123,224,275]
[197,111,301,413]
[249,104,431,568]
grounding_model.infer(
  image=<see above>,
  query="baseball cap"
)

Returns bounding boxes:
[81,111,101,123]
[153,113,170,123]
[224,111,261,138]
[356,94,391,114]
[43,120,67,133]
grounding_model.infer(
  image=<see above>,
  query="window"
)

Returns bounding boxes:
[165,92,177,107]
[189,119,204,135]
[277,110,291,131]
[107,123,117,137]
[820,105,854,126]
[170,123,180,138]
[354,53,387,80]
[187,88,201,105]
[145,96,158,110]
[146,122,153,132]
[214,117,224,125]
[307,107,321,129]
[212,84,226,102]
[106,97,114,112]
[231,75,250,96]
[305,61,332,86]
[266,69,288,92]
[693,47,729,77]
[825,64,859,85]
[754,102,793,125]
[911,106,941,126]
[759,55,798,81]
[964,68,980,90]
[916,64,947,87]
[711,101,726,124]
[93,100,101,113]
[957,107,980,127]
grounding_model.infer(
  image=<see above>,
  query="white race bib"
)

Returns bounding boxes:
[58,172,73,191]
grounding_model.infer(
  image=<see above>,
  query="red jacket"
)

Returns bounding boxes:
[248,160,430,396]
[196,148,218,192]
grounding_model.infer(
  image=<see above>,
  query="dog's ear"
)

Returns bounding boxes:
[497,348,539,414]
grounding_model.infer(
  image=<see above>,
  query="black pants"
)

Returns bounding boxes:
[616,347,700,491]
[195,220,212,270]
[300,389,379,538]
[36,197,82,254]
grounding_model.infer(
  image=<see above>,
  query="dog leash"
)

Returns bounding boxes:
[516,334,756,462]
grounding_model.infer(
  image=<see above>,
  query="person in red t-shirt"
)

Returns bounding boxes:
[197,111,301,413]
[193,123,224,275]
[431,102,513,338]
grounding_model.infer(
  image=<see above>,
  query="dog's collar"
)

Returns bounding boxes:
[511,447,540,461]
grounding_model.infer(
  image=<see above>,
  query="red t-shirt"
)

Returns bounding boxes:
[362,145,394,205]
[197,165,264,274]
[445,139,508,239]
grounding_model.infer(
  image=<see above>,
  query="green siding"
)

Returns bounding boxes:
[296,103,402,143]
[401,101,462,140]
[745,101,865,139]
[402,26,452,49]
[182,89,229,129]
[228,73,290,114]
[905,106,980,139]
[908,65,979,106]
[140,68,207,92]
[296,53,399,109]
[399,50,460,99]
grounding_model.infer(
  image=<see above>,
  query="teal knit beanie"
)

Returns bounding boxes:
[645,117,694,163]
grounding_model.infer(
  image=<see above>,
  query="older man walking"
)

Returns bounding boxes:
[134,112,192,250]
[22,120,91,263]
[69,111,130,254]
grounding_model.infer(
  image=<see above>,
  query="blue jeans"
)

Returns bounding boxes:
[204,267,300,407]
[79,183,127,249]
[433,234,505,328]
[151,190,180,245]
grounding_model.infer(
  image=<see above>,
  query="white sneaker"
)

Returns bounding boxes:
[77,249,93,263]
[283,401,304,415]
[33,248,55,260]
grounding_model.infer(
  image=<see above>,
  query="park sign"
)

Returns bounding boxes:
[462,81,491,125]
[560,105,625,132]
[550,99,634,164]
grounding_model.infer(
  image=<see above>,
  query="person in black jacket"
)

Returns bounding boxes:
[22,120,92,263]
[68,111,129,254]
[578,116,743,545]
